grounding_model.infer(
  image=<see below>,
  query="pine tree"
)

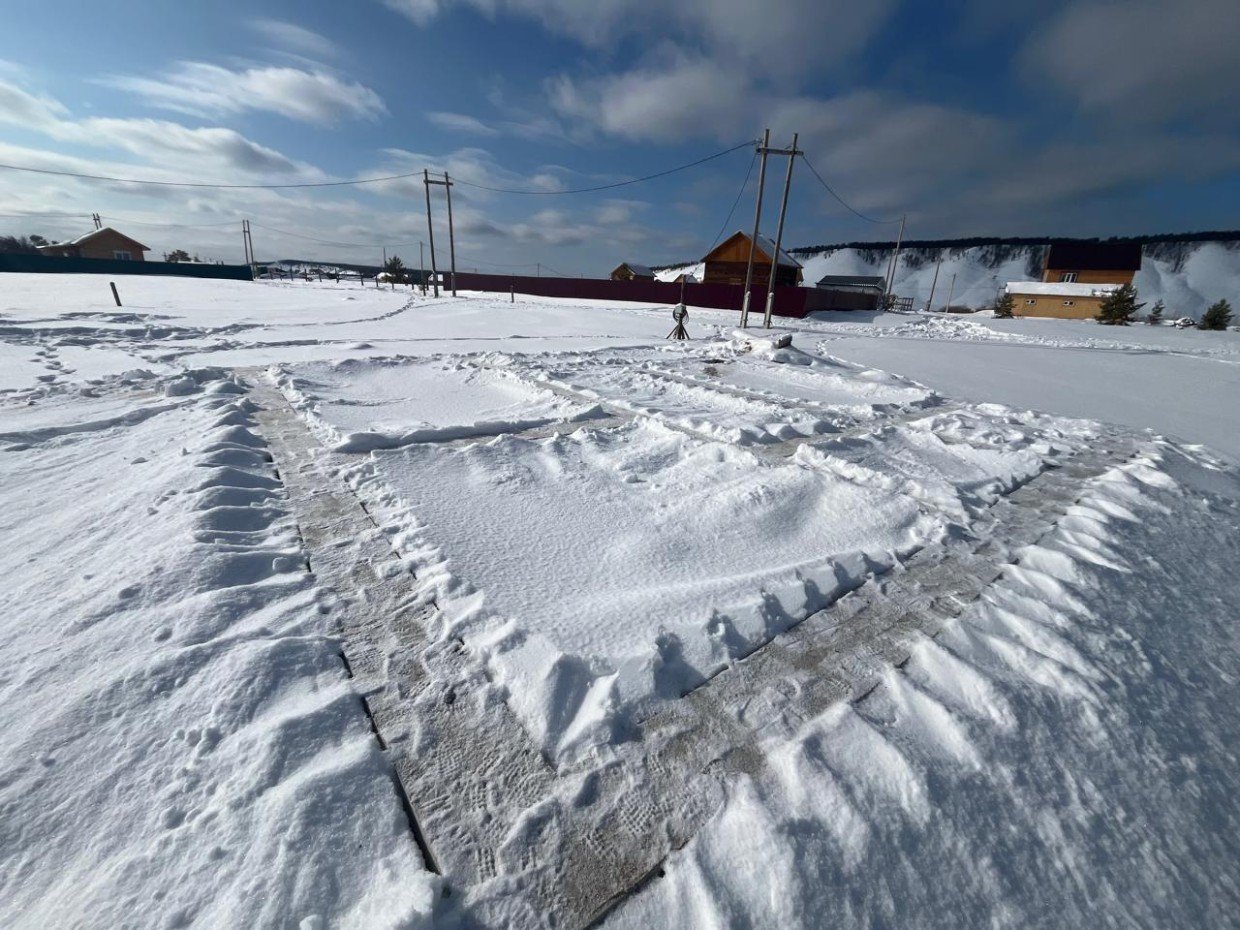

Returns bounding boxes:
[383,255,406,281]
[1147,299,1164,325]
[1199,299,1234,331]
[992,291,1015,319]
[1095,283,1143,325]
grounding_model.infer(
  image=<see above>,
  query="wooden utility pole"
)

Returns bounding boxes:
[424,172,457,296]
[927,251,943,312]
[943,272,956,313]
[423,169,439,298]
[739,128,771,329]
[883,214,907,307]
[419,241,426,294]
[444,173,457,297]
[241,219,256,277]
[762,132,800,329]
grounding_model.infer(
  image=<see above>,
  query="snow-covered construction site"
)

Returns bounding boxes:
[2,274,1238,928]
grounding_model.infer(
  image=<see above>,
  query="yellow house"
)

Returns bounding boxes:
[1006,281,1121,319]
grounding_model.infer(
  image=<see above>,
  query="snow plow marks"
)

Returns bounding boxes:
[246,353,1145,928]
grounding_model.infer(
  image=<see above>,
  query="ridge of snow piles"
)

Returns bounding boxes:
[273,354,595,452]
[525,343,935,447]
[607,440,1240,928]
[346,416,940,761]
[0,369,436,928]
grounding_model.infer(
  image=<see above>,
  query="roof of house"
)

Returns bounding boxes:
[816,274,886,289]
[704,231,801,268]
[613,262,654,277]
[38,227,151,252]
[1006,281,1122,297]
[1044,241,1142,271]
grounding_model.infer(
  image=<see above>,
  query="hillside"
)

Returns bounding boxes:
[795,233,1240,317]
[656,233,1240,318]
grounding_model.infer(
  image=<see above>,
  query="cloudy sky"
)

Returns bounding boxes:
[1,0,1237,272]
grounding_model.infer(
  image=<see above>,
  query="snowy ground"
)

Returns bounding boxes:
[1,273,1237,928]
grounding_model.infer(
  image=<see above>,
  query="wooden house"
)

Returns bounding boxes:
[37,227,151,262]
[701,231,802,288]
[1006,281,1121,319]
[610,262,655,281]
[1041,242,1141,285]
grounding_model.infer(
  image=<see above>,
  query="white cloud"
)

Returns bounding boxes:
[1022,0,1240,124]
[381,0,894,79]
[102,62,386,126]
[427,111,499,136]
[249,19,340,60]
[0,77,323,181]
[549,52,754,143]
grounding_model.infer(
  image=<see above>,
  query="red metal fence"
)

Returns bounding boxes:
[449,272,873,318]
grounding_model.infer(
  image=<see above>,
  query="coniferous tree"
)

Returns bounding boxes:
[1147,299,1164,325]
[383,255,406,281]
[1199,299,1233,331]
[1095,283,1143,325]
[992,291,1015,319]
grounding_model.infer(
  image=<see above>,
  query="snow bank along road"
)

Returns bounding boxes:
[1,274,1238,928]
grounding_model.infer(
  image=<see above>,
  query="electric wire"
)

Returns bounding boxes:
[800,152,901,225]
[0,140,757,193]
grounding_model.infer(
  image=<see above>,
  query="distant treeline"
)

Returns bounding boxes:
[788,230,1240,256]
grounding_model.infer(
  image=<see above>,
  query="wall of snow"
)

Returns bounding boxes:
[797,241,1240,318]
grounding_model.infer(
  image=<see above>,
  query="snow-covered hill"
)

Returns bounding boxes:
[797,239,1240,318]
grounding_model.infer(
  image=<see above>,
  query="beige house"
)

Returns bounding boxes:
[609,262,655,281]
[37,227,150,262]
[1006,281,1121,319]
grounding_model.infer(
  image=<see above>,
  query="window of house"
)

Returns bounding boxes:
[113,250,132,261]
[1063,300,1075,307]
[1025,298,1036,305]
[1060,272,1078,283]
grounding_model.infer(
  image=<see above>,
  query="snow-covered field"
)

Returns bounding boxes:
[1,273,1237,928]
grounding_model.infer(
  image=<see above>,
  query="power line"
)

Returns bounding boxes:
[450,140,757,194]
[800,152,901,225]
[0,140,757,194]
[708,148,758,252]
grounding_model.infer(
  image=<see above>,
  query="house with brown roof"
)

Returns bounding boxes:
[1041,242,1141,285]
[37,227,151,262]
[610,262,654,281]
[701,231,802,288]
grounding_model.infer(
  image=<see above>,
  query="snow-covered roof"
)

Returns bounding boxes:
[615,262,654,277]
[752,233,801,268]
[38,226,151,252]
[1005,281,1121,297]
[705,231,801,268]
[817,274,886,289]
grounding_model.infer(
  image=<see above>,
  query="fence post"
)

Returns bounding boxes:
[510,284,515,303]
[109,282,122,307]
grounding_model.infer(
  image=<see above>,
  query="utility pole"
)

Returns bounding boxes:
[241,219,256,276]
[419,241,426,295]
[943,272,956,314]
[383,246,387,267]
[883,214,907,308]
[926,251,943,312]
[762,132,800,329]
[424,171,457,296]
[537,263,541,278]
[739,128,771,329]
[423,169,439,298]
[444,173,457,296]
[92,213,102,230]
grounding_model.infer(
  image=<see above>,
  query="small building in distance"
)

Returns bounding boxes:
[1042,241,1141,285]
[1006,281,1121,319]
[37,227,151,262]
[701,231,802,288]
[610,262,655,281]
[814,274,886,310]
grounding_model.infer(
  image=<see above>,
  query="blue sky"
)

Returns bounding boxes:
[1,0,1237,272]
